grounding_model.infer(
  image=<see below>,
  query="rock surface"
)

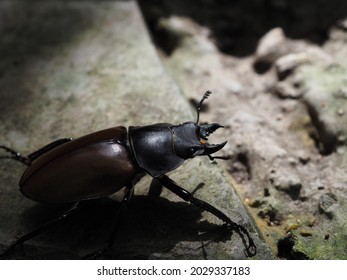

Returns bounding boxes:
[138,0,347,259]
[0,1,273,259]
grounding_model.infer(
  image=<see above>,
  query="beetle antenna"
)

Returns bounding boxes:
[196,90,212,124]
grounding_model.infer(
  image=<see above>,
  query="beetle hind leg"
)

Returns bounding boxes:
[0,138,73,166]
[0,201,83,259]
[0,145,30,165]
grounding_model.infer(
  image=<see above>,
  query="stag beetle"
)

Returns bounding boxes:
[0,91,256,258]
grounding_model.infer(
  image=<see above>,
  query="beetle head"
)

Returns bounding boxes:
[171,91,227,159]
[129,91,227,178]
[171,122,227,159]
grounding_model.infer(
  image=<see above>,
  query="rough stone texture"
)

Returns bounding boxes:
[0,1,273,259]
[138,0,347,259]
[298,50,347,156]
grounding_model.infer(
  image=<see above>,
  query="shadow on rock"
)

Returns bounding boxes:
[3,195,230,259]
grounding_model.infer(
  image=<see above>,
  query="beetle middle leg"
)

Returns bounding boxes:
[0,201,84,259]
[148,178,163,197]
[157,175,257,257]
[81,186,134,259]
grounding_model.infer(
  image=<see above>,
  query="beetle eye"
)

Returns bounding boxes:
[198,129,208,140]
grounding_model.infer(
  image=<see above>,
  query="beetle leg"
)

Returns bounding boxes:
[0,201,83,259]
[81,186,134,259]
[0,138,73,166]
[157,175,257,257]
[0,145,30,165]
[148,178,163,197]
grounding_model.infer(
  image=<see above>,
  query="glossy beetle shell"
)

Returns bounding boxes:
[20,127,141,203]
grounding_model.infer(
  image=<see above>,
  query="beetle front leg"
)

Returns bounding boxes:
[157,175,257,257]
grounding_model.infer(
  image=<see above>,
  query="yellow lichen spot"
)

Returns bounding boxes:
[285,223,299,232]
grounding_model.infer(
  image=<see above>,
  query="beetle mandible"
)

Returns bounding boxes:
[0,91,256,258]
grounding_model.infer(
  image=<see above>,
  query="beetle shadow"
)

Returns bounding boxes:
[5,195,231,259]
